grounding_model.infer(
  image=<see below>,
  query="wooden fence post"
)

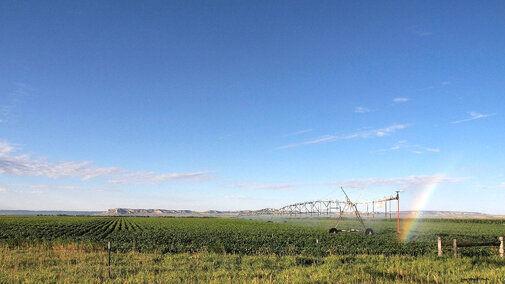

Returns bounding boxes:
[372,201,374,218]
[108,241,111,278]
[500,236,504,258]
[453,239,457,258]
[437,236,442,256]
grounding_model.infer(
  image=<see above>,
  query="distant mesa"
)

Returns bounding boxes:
[102,208,244,217]
[104,208,197,216]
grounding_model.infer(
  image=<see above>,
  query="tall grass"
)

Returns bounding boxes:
[1,243,504,283]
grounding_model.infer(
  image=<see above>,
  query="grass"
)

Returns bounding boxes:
[1,216,504,282]
[1,243,505,283]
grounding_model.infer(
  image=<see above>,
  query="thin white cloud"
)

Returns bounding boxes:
[451,112,495,124]
[0,140,213,184]
[0,141,15,155]
[410,26,433,37]
[2,187,43,195]
[416,86,435,91]
[0,150,123,180]
[222,194,263,201]
[29,184,121,192]
[393,97,410,103]
[277,124,409,150]
[1,83,31,123]
[345,124,409,138]
[228,174,461,191]
[477,182,505,189]
[108,171,212,184]
[228,181,300,191]
[286,129,313,136]
[324,174,461,190]
[417,81,450,91]
[418,31,433,36]
[377,140,440,154]
[354,107,371,113]
[30,184,81,190]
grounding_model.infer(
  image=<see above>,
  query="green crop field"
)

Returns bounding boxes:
[0,216,504,282]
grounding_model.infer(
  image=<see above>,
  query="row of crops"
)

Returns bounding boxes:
[0,216,503,257]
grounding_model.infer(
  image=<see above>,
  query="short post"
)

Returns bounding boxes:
[108,241,111,278]
[499,236,504,258]
[385,201,387,218]
[372,201,375,218]
[389,200,392,220]
[437,236,442,256]
[453,239,457,258]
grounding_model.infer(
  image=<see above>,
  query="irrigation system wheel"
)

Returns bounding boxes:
[328,228,341,234]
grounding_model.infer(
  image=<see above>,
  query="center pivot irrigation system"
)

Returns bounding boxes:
[241,187,401,235]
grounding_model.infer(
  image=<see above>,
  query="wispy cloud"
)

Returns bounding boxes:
[344,124,409,138]
[377,140,440,154]
[1,186,43,195]
[410,25,433,37]
[416,86,435,91]
[0,147,122,180]
[417,81,451,92]
[452,112,495,124]
[228,174,461,191]
[1,83,31,123]
[29,184,121,192]
[0,140,213,184]
[354,106,371,113]
[323,174,461,189]
[393,97,410,103]
[108,171,213,184]
[286,129,313,136]
[477,182,505,189]
[228,181,300,191]
[0,141,15,155]
[277,124,409,150]
[222,194,264,201]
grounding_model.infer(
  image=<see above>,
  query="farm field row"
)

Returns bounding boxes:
[0,216,504,257]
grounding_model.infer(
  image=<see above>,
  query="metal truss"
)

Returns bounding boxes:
[240,193,399,217]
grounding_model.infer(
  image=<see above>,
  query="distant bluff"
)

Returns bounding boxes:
[104,208,195,216]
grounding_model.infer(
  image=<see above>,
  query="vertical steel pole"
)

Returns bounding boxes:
[389,200,392,220]
[385,201,387,218]
[396,191,400,233]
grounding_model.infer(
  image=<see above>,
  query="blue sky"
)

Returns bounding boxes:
[1,1,504,213]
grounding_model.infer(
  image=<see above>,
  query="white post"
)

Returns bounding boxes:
[108,241,111,278]
[499,236,504,258]
[453,239,457,258]
[437,236,442,256]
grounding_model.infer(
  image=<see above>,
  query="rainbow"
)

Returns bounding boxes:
[400,175,444,241]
